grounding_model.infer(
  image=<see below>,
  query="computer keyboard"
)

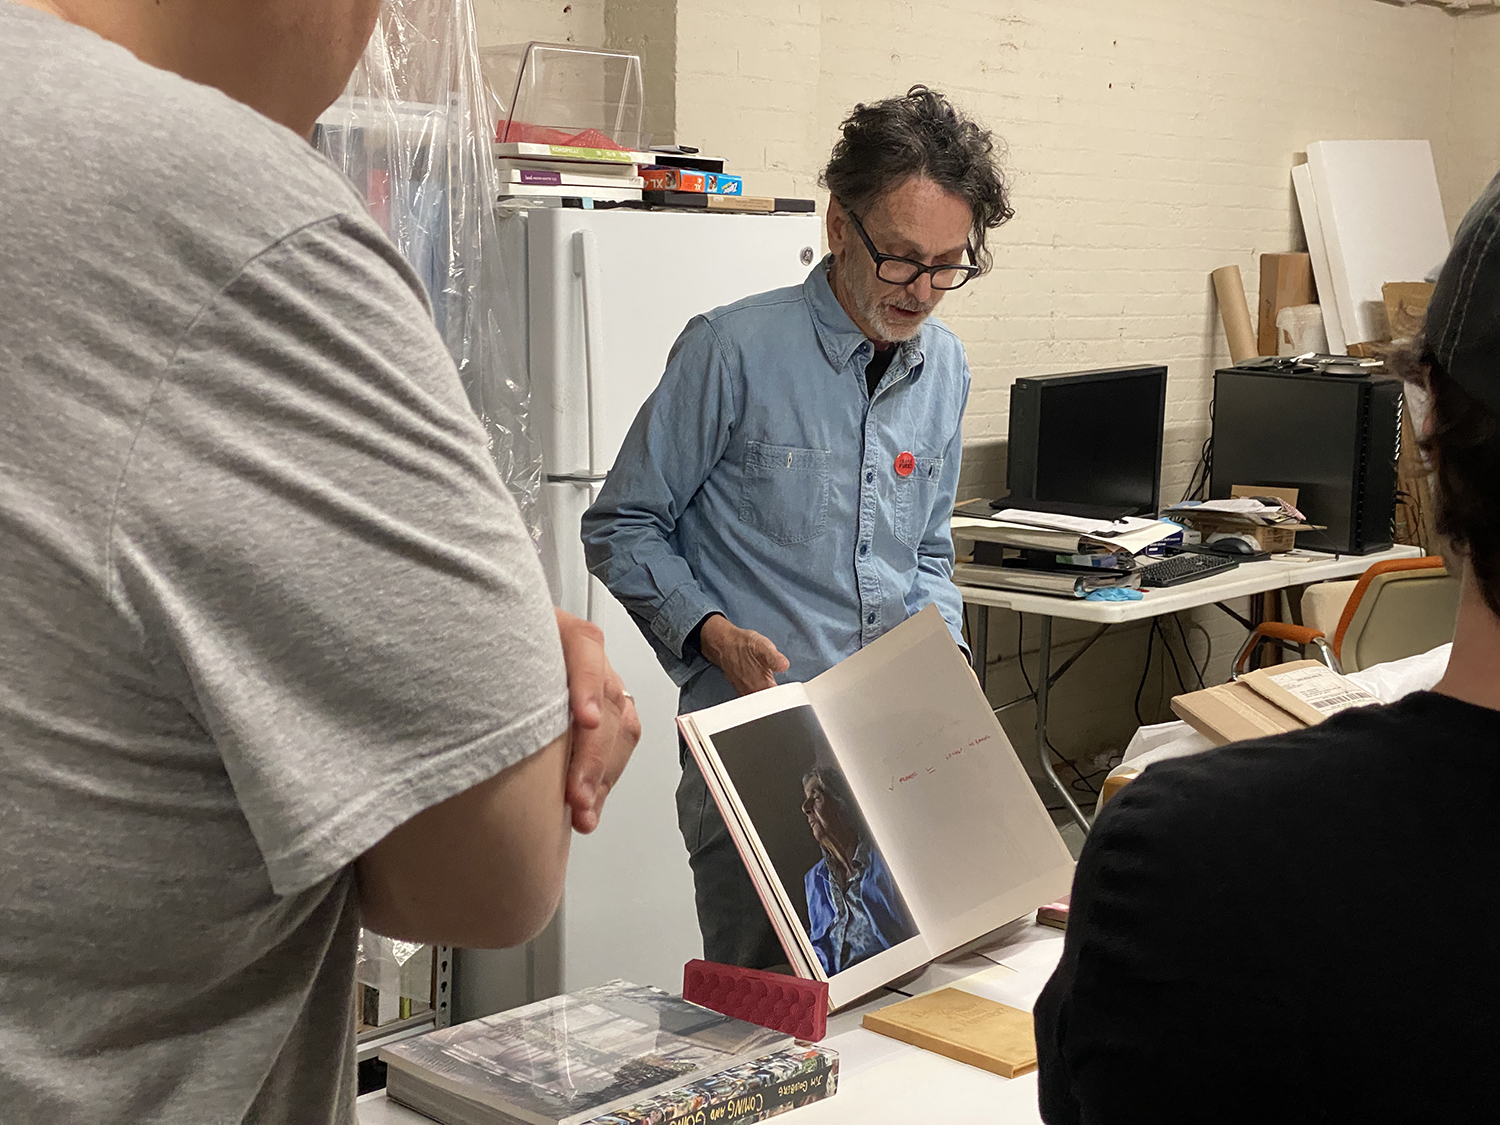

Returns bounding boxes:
[1136,552,1241,589]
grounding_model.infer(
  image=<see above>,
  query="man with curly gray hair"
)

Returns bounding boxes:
[585,86,1011,966]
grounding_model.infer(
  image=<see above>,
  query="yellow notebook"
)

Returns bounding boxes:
[861,988,1037,1078]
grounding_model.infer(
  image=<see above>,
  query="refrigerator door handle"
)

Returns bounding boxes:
[572,230,608,476]
[546,472,609,485]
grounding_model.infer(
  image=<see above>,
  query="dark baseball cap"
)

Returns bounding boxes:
[1426,170,1500,418]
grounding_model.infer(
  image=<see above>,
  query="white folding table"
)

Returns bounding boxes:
[958,544,1423,831]
[357,918,1069,1125]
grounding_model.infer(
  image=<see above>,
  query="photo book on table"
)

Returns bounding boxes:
[380,981,801,1125]
[677,605,1076,1010]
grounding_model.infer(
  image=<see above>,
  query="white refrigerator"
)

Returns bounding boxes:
[457,206,821,1017]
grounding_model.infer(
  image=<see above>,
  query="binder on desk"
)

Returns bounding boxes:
[953,562,1139,599]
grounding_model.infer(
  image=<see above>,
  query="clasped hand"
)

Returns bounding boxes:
[555,608,641,834]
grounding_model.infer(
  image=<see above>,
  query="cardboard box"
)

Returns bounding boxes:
[1176,485,1324,553]
[1170,678,1305,745]
[640,165,706,192]
[1170,659,1380,745]
[1257,253,1315,357]
[1182,514,1307,553]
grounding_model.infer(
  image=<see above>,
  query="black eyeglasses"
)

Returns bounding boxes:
[845,209,980,291]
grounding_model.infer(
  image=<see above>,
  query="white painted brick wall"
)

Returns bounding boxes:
[473,0,604,52]
[675,0,1477,502]
[663,0,1494,769]
[676,0,824,197]
[1447,13,1500,230]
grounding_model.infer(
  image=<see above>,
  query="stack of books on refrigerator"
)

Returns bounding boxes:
[493,132,649,206]
[638,149,814,215]
[951,508,1180,598]
[380,980,838,1125]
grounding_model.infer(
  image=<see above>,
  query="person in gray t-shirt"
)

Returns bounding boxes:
[0,2,639,1122]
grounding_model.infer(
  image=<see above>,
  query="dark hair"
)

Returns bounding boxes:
[800,765,876,848]
[1388,333,1500,615]
[800,766,854,813]
[820,85,1013,273]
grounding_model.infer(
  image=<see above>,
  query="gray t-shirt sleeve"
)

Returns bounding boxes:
[106,213,568,897]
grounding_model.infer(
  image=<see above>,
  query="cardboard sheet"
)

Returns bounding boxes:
[1170,679,1304,745]
[1240,661,1382,726]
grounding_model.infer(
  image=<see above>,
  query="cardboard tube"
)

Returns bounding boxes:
[1212,265,1257,363]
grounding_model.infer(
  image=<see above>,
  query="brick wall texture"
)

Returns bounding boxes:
[473,0,1500,774]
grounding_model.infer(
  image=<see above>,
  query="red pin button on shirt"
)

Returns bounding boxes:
[894,451,915,477]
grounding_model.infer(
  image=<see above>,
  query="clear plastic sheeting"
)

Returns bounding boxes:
[315,0,541,539]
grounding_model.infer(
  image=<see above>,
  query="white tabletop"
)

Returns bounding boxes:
[357,919,1067,1125]
[955,544,1423,624]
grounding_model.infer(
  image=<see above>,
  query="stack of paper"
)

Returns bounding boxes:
[951,508,1180,596]
[1162,497,1306,526]
[952,513,1179,556]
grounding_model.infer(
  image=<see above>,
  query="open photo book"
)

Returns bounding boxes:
[677,605,1075,1010]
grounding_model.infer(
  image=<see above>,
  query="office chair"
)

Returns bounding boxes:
[1232,557,1457,675]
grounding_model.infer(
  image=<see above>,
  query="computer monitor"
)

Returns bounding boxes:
[1003,365,1167,518]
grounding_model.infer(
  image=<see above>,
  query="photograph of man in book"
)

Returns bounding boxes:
[800,766,917,975]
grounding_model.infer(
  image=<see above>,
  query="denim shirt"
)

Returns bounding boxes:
[581,257,969,713]
[804,843,916,976]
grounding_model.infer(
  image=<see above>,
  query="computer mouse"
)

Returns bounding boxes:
[1206,533,1260,556]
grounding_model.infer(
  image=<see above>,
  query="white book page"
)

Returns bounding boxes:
[1087,521,1181,553]
[805,606,1075,955]
[682,682,938,1009]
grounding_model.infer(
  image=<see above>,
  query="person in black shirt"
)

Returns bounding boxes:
[1035,170,1500,1123]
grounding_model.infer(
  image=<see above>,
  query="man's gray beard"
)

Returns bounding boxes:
[852,277,932,342]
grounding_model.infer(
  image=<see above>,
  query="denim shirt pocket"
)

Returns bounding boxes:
[738,440,831,546]
[893,455,945,549]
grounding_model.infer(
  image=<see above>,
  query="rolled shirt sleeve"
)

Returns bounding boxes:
[581,316,736,684]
